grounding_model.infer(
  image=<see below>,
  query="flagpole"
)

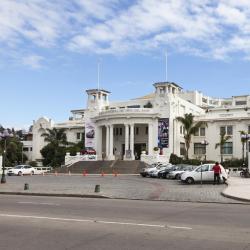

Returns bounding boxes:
[97,59,100,90]
[165,51,168,82]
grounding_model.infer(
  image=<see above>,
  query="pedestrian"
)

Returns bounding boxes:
[212,162,221,185]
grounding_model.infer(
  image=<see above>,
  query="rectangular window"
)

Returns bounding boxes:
[235,101,247,105]
[248,125,250,134]
[115,128,119,136]
[76,133,81,140]
[119,128,122,135]
[23,147,29,152]
[200,127,205,136]
[82,133,85,140]
[194,128,199,136]
[180,126,182,135]
[222,142,233,154]
[145,126,148,135]
[180,143,186,156]
[194,143,206,155]
[220,126,232,135]
[136,127,139,135]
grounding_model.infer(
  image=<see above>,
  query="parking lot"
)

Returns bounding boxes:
[0,175,239,203]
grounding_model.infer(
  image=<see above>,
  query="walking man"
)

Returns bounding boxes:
[212,162,221,185]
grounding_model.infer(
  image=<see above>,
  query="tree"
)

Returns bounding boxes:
[176,113,207,160]
[41,128,68,167]
[239,131,247,162]
[215,131,231,163]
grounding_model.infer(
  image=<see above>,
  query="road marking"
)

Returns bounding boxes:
[0,213,192,230]
[17,202,60,206]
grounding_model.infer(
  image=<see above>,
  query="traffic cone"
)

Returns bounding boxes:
[83,170,87,176]
[68,170,71,176]
[55,171,58,176]
[101,171,105,177]
[113,171,118,177]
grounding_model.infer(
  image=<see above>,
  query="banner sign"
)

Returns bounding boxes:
[85,119,96,148]
[158,118,169,148]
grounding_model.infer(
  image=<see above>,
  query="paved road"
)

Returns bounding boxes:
[0,195,249,250]
[0,175,237,203]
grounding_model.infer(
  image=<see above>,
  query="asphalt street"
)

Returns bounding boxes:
[0,195,249,250]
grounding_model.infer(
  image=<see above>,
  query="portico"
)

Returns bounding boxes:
[94,116,159,161]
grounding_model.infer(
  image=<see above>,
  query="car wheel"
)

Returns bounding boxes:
[31,171,34,175]
[175,174,180,179]
[222,177,227,184]
[18,171,22,176]
[186,177,194,184]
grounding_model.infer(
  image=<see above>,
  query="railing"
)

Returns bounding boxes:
[99,108,154,116]
[140,153,169,165]
[65,152,97,166]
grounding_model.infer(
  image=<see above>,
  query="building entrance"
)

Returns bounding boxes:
[134,143,146,160]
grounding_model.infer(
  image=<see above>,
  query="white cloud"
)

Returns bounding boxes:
[22,55,44,69]
[1,0,250,63]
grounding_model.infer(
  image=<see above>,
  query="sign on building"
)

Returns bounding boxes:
[85,119,96,148]
[158,118,169,148]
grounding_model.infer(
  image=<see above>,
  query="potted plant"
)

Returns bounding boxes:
[153,147,159,154]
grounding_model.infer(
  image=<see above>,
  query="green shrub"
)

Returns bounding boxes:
[169,153,183,165]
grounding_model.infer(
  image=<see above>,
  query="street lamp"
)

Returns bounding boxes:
[0,130,13,184]
[201,139,209,162]
[241,134,250,169]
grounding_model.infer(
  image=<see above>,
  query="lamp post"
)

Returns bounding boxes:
[201,139,209,162]
[241,134,250,169]
[0,130,13,184]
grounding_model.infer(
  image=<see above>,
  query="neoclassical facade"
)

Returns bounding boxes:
[30,82,250,164]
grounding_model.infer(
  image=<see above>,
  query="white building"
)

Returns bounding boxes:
[30,82,250,164]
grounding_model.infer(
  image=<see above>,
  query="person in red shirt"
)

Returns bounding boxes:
[212,162,222,185]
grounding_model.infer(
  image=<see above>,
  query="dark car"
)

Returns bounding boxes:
[81,147,96,155]
[158,166,178,178]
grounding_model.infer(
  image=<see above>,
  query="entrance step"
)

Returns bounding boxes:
[53,160,146,174]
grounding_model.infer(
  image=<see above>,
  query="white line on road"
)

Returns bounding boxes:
[17,202,60,206]
[0,213,192,230]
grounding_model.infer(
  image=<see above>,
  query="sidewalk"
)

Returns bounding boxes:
[222,176,250,202]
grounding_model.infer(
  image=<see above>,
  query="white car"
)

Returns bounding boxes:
[181,164,228,184]
[7,165,35,176]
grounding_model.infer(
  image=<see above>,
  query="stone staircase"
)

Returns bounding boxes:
[54,160,146,174]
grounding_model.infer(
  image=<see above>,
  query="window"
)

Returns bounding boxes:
[194,143,206,155]
[180,143,186,156]
[119,128,122,135]
[145,127,148,135]
[220,126,233,135]
[194,127,206,136]
[248,125,250,134]
[76,133,81,140]
[136,127,139,135]
[222,142,233,154]
[115,128,119,136]
[180,126,183,135]
[235,101,246,106]
[23,147,29,152]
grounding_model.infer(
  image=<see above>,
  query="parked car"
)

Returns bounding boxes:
[7,165,35,176]
[81,147,96,155]
[181,164,228,184]
[140,162,169,177]
[158,165,178,178]
[167,165,195,179]
[149,164,172,178]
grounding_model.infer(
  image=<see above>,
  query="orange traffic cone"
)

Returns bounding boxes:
[101,171,105,177]
[113,171,118,177]
[83,170,87,176]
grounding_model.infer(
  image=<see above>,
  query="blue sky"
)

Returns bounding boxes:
[0,0,250,129]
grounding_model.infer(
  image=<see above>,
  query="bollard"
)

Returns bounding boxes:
[24,183,29,190]
[95,184,100,193]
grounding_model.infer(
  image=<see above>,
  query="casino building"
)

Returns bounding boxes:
[30,82,250,164]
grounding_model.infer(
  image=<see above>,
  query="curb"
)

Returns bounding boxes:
[221,191,250,203]
[0,192,110,199]
[0,191,248,205]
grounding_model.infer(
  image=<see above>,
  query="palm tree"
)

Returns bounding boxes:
[176,113,207,160]
[239,131,247,163]
[215,132,231,163]
[41,128,68,147]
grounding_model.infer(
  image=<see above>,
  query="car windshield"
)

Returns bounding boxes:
[14,166,23,169]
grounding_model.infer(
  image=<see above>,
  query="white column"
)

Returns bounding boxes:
[148,123,153,155]
[109,124,115,160]
[96,126,102,160]
[130,124,135,160]
[124,124,129,159]
[106,125,109,159]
